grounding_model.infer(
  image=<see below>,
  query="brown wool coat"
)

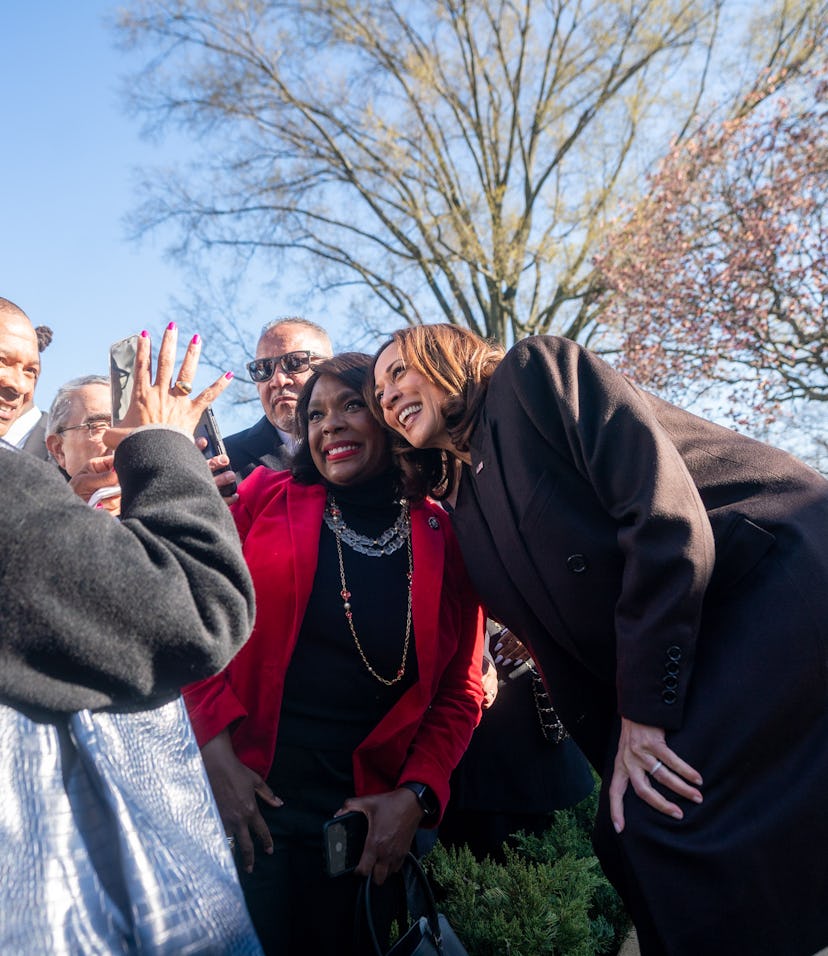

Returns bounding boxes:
[448,335,828,956]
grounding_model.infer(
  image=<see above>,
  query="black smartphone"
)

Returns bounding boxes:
[109,334,140,425]
[194,407,238,497]
[323,811,368,878]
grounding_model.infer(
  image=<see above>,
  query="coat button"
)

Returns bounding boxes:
[666,662,680,676]
[666,645,682,662]
[662,689,678,704]
[566,554,588,574]
[428,517,440,529]
[662,675,679,690]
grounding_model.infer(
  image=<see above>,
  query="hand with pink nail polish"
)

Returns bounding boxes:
[104,326,235,447]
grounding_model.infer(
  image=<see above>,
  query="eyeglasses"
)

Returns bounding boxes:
[57,419,112,437]
[246,350,323,383]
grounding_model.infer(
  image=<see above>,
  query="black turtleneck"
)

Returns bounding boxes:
[272,472,419,761]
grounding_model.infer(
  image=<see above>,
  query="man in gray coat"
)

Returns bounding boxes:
[0,296,255,712]
[0,297,263,954]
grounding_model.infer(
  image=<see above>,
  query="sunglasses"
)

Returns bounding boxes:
[246,350,324,383]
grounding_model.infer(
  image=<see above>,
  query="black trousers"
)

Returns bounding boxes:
[239,837,399,956]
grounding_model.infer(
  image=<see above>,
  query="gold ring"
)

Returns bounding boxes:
[174,380,193,395]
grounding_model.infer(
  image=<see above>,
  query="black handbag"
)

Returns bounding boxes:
[363,853,468,956]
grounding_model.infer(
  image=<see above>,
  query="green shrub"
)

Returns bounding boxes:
[424,786,630,955]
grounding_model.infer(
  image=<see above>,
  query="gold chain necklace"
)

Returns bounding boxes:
[329,498,413,686]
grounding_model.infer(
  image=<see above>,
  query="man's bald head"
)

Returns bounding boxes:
[0,299,40,439]
[0,296,29,320]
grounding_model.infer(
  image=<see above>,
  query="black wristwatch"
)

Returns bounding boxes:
[400,781,439,821]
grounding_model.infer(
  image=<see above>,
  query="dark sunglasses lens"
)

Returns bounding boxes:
[281,352,310,374]
[248,359,275,382]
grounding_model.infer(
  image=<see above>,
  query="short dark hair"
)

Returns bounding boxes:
[34,326,53,353]
[259,316,331,349]
[291,352,396,487]
[291,352,426,501]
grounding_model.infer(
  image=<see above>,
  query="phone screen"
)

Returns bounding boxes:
[323,811,368,878]
[110,334,140,425]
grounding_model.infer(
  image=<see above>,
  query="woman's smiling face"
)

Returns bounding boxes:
[308,373,391,486]
[373,343,453,451]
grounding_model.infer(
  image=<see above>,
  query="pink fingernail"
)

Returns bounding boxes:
[167,321,177,331]
[224,371,234,380]
[191,333,201,345]
[141,330,149,338]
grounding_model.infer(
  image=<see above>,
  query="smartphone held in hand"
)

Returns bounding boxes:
[109,334,140,425]
[194,407,238,498]
[323,811,368,878]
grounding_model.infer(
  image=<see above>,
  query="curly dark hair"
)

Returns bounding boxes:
[34,325,53,352]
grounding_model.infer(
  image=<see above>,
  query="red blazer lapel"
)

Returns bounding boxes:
[410,503,445,695]
[285,481,325,640]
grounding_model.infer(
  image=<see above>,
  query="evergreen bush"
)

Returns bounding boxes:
[424,786,630,955]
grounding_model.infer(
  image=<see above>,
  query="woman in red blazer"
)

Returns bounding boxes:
[185,353,484,955]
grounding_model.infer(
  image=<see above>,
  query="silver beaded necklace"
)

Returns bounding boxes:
[323,493,410,556]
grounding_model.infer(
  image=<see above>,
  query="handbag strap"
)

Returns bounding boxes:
[364,852,443,955]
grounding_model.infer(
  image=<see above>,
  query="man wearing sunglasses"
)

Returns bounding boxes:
[224,317,332,481]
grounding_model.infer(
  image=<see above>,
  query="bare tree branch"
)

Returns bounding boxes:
[115,0,828,357]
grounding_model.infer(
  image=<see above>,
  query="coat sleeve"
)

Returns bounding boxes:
[504,337,715,728]
[183,465,287,746]
[397,514,485,817]
[0,430,255,713]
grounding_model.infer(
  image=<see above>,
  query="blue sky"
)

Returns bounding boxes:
[3,2,824,465]
[0,1,342,432]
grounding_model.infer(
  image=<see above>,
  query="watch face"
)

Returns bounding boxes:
[419,785,439,817]
[403,781,437,817]
[422,787,440,817]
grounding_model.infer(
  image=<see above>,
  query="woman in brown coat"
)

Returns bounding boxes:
[369,323,828,956]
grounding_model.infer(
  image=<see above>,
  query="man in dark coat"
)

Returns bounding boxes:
[224,317,331,480]
[15,405,49,457]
